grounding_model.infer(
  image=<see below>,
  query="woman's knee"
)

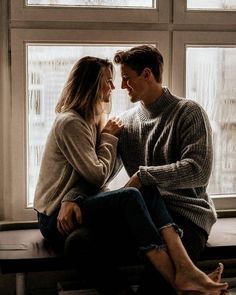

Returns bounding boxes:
[64,227,94,257]
[121,187,145,206]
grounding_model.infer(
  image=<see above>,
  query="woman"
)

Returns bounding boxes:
[34,56,227,295]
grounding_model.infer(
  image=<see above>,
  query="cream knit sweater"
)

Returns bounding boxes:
[34,110,118,215]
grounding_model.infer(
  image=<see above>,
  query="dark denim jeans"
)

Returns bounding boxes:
[37,186,181,294]
[37,186,178,251]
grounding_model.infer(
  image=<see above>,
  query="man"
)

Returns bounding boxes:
[113,44,217,294]
[57,45,224,295]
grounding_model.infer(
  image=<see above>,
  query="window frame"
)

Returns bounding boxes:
[172,30,236,212]
[10,0,170,24]
[174,0,236,25]
[3,1,236,221]
[10,28,170,221]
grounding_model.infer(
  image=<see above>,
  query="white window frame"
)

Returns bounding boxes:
[10,28,170,221]
[174,0,236,25]
[172,31,236,213]
[10,0,170,24]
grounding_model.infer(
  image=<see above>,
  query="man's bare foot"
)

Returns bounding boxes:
[174,263,228,293]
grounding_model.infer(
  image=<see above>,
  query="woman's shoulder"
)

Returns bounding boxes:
[54,111,94,136]
[55,111,86,128]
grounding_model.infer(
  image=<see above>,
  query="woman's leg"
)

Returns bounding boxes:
[65,226,135,295]
[37,210,134,295]
[37,210,65,247]
[139,186,228,293]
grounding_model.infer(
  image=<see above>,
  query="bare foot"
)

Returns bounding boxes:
[175,263,228,293]
[179,263,228,295]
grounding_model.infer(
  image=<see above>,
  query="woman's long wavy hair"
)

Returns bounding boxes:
[55,56,113,122]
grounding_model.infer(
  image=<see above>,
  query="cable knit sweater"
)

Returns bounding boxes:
[119,87,217,234]
[34,110,118,216]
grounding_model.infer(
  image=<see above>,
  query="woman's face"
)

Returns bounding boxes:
[101,67,115,103]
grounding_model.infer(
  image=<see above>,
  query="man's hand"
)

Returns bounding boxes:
[57,201,82,236]
[124,171,142,189]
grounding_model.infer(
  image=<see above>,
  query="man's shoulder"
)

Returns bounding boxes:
[119,105,139,121]
[173,94,203,113]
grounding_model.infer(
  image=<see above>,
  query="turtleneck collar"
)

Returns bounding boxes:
[138,87,176,119]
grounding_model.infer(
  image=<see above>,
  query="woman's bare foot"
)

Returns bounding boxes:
[174,263,228,293]
[178,263,228,295]
[208,263,224,283]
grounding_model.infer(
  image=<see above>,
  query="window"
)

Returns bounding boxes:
[172,31,236,212]
[186,47,236,195]
[187,0,236,10]
[2,0,235,221]
[27,44,133,207]
[26,0,154,8]
[174,0,236,24]
[10,28,169,220]
[11,0,169,24]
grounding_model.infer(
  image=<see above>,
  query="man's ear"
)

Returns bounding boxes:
[143,68,151,79]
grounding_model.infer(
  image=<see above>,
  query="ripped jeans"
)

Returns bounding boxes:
[38,186,181,254]
[37,186,181,295]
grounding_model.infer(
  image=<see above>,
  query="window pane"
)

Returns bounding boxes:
[27,44,133,207]
[26,0,155,8]
[187,0,236,10]
[186,46,236,195]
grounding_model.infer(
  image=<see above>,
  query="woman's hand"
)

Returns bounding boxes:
[102,117,124,137]
[57,201,82,236]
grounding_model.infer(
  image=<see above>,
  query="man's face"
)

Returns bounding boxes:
[120,64,146,103]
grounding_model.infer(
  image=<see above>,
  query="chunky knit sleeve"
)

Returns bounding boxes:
[139,102,213,189]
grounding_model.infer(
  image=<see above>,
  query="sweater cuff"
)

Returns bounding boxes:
[100,132,119,143]
[62,190,85,206]
[139,166,154,186]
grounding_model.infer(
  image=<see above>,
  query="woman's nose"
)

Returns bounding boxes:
[121,80,127,89]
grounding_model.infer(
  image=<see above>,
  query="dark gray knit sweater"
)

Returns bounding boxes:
[119,87,217,234]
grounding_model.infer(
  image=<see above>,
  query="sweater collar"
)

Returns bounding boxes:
[138,87,175,119]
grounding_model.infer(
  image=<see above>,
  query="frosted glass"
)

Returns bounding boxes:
[27,44,134,207]
[187,0,236,10]
[26,0,154,8]
[186,46,236,195]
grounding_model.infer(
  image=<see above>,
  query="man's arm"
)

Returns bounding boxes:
[138,105,213,189]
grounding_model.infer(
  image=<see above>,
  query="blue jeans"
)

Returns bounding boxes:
[38,186,179,252]
[37,186,180,294]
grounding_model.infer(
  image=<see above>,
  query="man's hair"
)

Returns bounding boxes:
[56,56,113,122]
[114,45,163,83]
